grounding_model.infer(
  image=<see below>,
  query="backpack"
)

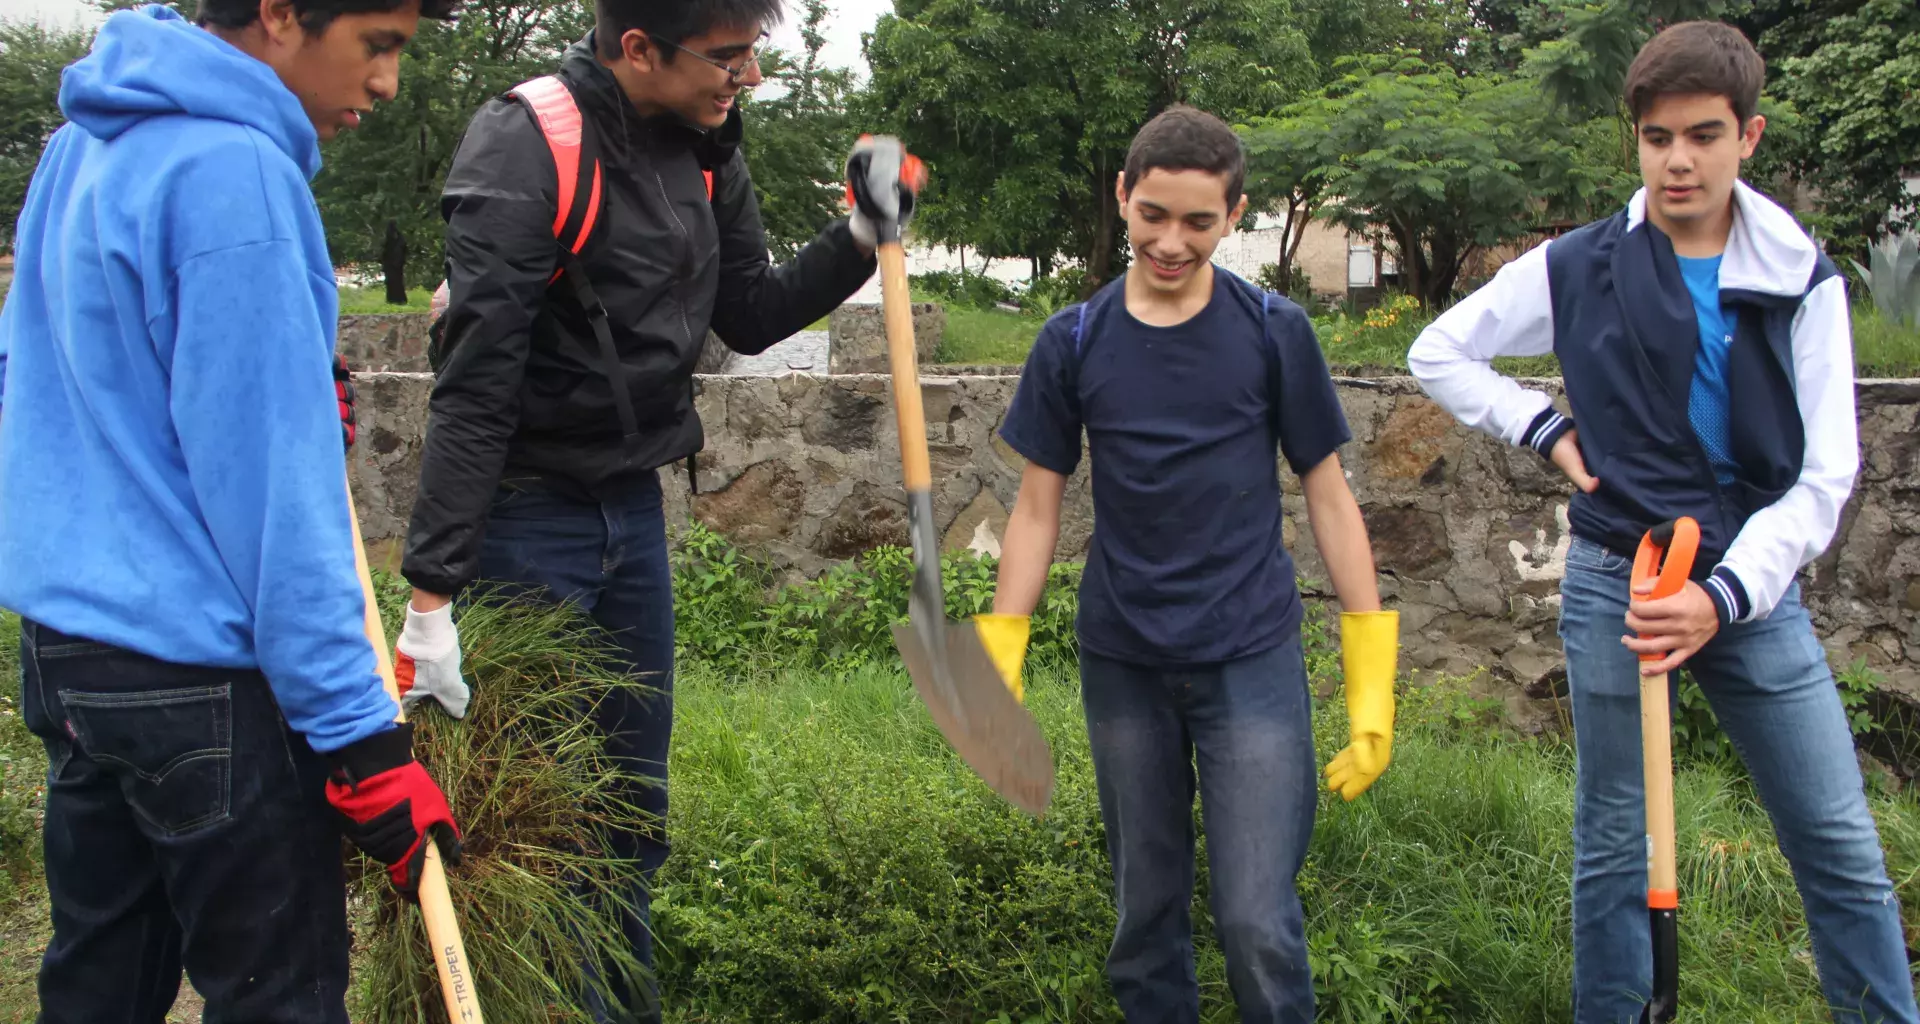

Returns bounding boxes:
[426,74,721,491]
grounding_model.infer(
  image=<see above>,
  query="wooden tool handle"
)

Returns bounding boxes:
[347,474,485,1024]
[1641,668,1678,907]
[879,243,931,492]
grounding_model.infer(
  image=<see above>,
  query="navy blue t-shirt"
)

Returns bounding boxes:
[998,270,1350,666]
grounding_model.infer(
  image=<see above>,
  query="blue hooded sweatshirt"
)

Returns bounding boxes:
[0,4,397,753]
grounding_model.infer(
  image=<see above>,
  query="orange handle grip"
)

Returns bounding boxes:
[1630,517,1701,662]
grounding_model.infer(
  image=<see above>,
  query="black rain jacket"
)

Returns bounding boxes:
[401,33,874,596]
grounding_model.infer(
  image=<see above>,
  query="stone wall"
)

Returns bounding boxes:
[349,371,1920,762]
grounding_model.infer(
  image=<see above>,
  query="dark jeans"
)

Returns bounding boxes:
[1080,635,1319,1024]
[473,468,675,1024]
[17,619,349,1024]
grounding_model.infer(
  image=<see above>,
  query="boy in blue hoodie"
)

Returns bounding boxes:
[1409,22,1917,1024]
[0,1,460,1019]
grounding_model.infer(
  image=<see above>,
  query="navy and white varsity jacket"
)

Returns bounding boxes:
[1408,181,1857,625]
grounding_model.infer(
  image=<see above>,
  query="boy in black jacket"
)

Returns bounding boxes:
[395,0,917,1019]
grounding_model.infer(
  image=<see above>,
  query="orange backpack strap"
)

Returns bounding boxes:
[509,75,603,283]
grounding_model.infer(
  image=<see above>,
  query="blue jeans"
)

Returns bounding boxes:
[18,619,350,1023]
[1559,537,1918,1024]
[474,469,675,1024]
[1080,635,1319,1024]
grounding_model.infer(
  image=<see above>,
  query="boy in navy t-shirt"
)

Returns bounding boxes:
[1408,23,1917,1024]
[971,105,1401,1023]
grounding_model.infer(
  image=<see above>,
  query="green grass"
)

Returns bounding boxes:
[0,609,50,1024]
[4,539,1917,1022]
[655,660,1919,1023]
[337,285,435,315]
[933,305,1047,366]
[1854,306,1920,378]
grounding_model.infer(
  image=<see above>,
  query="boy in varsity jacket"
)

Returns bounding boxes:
[975,105,1401,1023]
[1408,22,1917,1024]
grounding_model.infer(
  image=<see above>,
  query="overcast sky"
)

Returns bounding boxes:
[2,0,894,81]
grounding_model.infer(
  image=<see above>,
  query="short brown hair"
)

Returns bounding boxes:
[1623,21,1766,126]
[1122,105,1246,207]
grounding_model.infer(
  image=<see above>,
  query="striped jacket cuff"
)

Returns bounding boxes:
[1704,567,1752,625]
[1522,408,1573,457]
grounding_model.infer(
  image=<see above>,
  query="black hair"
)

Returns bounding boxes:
[196,0,459,33]
[1122,104,1247,207]
[594,0,784,62]
[1624,21,1766,127]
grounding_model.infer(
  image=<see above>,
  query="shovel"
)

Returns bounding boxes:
[1631,515,1699,1024]
[347,473,485,1023]
[868,154,1055,817]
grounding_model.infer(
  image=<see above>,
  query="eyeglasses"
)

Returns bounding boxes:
[656,32,769,85]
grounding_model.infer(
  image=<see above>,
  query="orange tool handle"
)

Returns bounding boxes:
[1629,517,1700,662]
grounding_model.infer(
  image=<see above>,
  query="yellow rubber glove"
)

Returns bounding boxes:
[1325,609,1399,800]
[972,613,1031,703]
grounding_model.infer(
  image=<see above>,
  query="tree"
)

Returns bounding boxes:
[737,0,860,260]
[310,0,592,295]
[1286,54,1628,306]
[1521,0,1748,119]
[1237,112,1324,296]
[1767,0,1919,246]
[0,20,94,256]
[863,0,1313,291]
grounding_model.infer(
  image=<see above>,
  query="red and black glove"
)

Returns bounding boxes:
[333,352,357,451]
[324,722,461,902]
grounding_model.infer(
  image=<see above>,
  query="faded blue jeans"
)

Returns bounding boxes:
[1559,537,1918,1024]
[1080,634,1319,1024]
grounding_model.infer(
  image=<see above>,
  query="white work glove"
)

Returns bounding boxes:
[394,602,470,719]
[846,134,923,250]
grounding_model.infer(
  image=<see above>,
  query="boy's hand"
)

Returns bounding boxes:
[973,613,1031,703]
[1623,579,1719,676]
[846,135,924,252]
[395,600,470,719]
[324,722,463,902]
[1550,430,1598,493]
[1326,610,1399,801]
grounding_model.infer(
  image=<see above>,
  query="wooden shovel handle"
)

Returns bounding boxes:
[347,474,485,1023]
[1640,668,1678,904]
[879,242,931,492]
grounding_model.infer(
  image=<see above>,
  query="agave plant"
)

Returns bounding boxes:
[1850,233,1920,329]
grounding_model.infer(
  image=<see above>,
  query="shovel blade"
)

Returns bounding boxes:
[892,618,1055,816]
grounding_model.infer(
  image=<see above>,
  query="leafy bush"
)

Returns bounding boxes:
[1019,270,1094,319]
[672,522,1081,678]
[1256,260,1316,308]
[1850,234,1919,330]
[911,270,1021,311]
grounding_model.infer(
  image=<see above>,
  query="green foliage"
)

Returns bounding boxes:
[911,270,1021,311]
[864,0,1314,285]
[1850,234,1920,330]
[738,0,861,260]
[350,573,658,1021]
[311,0,592,291]
[1853,301,1920,378]
[655,659,1920,1022]
[1769,0,1920,248]
[1271,54,1629,308]
[0,611,43,904]
[1520,0,1749,120]
[1257,260,1316,308]
[671,523,1080,678]
[0,20,94,256]
[337,285,436,314]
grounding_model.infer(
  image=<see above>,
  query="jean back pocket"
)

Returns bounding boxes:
[59,684,233,837]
